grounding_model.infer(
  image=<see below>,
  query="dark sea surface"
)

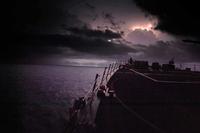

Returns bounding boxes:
[0,64,103,133]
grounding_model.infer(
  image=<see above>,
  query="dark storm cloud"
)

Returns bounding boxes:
[130,41,200,62]
[4,0,135,63]
[133,0,200,38]
[5,0,200,64]
[102,12,125,31]
[57,35,131,55]
[65,27,122,39]
[85,2,96,10]
[6,0,87,34]
[6,33,134,57]
[132,0,200,61]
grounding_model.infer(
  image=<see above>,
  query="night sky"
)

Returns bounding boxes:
[3,0,200,66]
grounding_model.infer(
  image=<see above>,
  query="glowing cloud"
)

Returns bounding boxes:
[131,23,153,31]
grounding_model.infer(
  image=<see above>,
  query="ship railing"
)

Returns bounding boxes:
[67,62,120,132]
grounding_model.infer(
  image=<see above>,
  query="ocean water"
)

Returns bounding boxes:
[0,64,104,133]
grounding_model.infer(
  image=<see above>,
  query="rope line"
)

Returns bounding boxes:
[128,68,200,84]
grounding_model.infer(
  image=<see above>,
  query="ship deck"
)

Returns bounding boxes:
[129,68,200,83]
[95,68,200,133]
